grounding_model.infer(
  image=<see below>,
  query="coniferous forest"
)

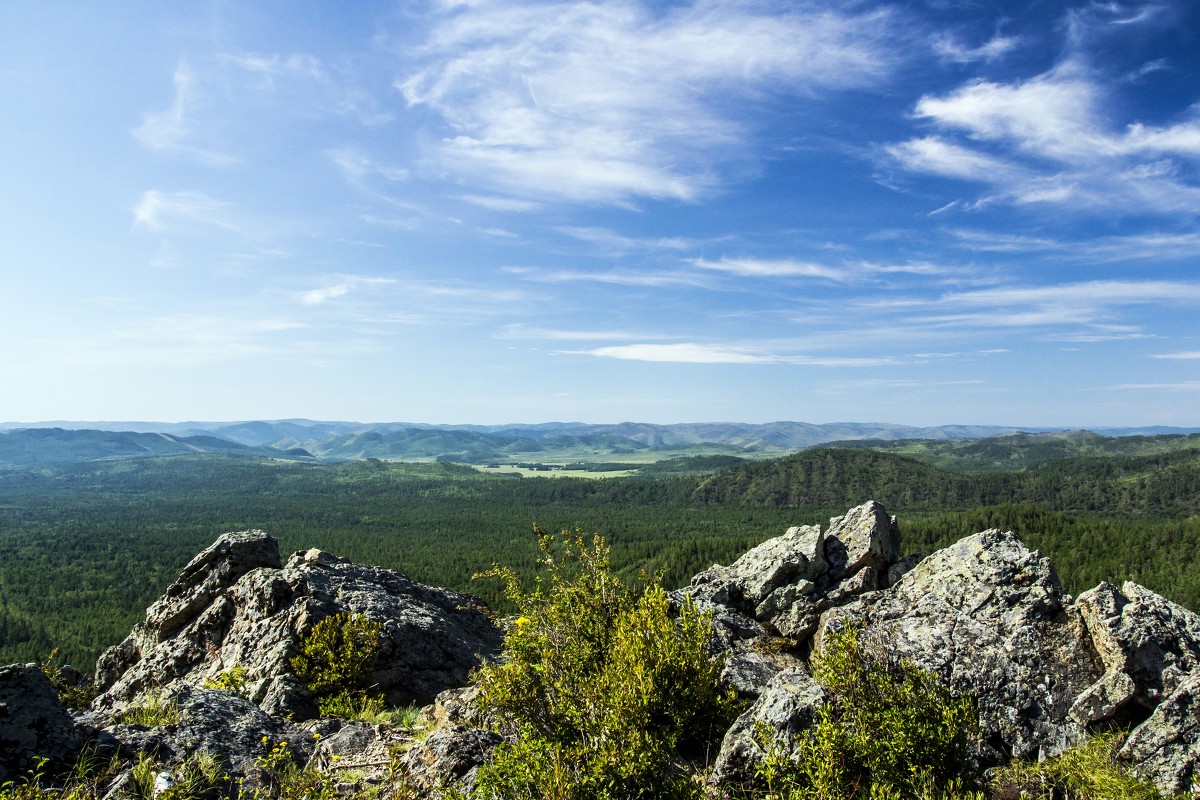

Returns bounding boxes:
[1,441,1198,670]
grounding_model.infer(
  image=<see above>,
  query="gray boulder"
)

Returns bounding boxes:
[817,529,1096,763]
[685,501,901,645]
[1074,580,1200,719]
[98,687,314,787]
[709,667,825,786]
[702,511,1200,797]
[0,664,91,782]
[93,531,503,719]
[394,725,501,798]
[1119,670,1200,794]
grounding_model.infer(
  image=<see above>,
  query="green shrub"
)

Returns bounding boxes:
[314,688,386,721]
[469,526,740,800]
[202,666,252,699]
[115,689,181,727]
[988,732,1167,800]
[758,624,980,800]
[289,612,385,719]
[251,738,337,800]
[39,650,98,710]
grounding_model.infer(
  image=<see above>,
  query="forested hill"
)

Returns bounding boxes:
[0,427,314,467]
[3,442,1200,668]
[692,447,1200,516]
[815,430,1200,472]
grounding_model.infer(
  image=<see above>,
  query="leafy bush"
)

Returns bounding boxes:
[468,526,740,800]
[758,624,980,800]
[988,732,1167,800]
[202,666,251,700]
[39,650,97,710]
[115,689,181,727]
[251,738,337,800]
[289,612,385,719]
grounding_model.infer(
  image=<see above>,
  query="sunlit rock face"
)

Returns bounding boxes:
[93,530,503,719]
[688,501,1200,794]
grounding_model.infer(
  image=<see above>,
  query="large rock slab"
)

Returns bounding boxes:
[685,501,901,644]
[97,687,314,788]
[709,667,825,786]
[1074,580,1200,721]
[817,529,1098,763]
[93,531,503,719]
[0,664,91,782]
[1119,670,1200,795]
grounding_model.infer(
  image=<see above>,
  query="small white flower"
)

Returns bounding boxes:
[153,772,175,798]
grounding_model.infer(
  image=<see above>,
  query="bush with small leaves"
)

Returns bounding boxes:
[988,732,1168,800]
[202,667,252,700]
[289,613,385,719]
[757,624,980,800]
[39,650,98,710]
[469,525,741,800]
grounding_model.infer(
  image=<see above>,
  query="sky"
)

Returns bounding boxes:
[2,0,1199,427]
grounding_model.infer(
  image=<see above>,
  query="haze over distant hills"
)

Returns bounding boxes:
[1,419,1199,469]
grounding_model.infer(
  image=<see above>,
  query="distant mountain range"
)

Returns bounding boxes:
[1,419,1198,469]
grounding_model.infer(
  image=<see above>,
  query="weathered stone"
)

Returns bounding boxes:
[1068,670,1137,727]
[1076,580,1200,707]
[0,664,91,781]
[394,725,501,798]
[816,530,1098,763]
[433,685,492,730]
[886,553,924,588]
[824,501,899,578]
[684,502,905,646]
[95,531,281,689]
[93,531,503,719]
[98,687,313,788]
[710,667,825,787]
[1119,671,1200,795]
[687,525,826,615]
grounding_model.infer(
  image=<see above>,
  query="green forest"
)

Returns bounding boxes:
[1,441,1198,670]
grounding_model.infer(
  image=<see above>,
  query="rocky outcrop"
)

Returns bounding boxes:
[93,531,503,719]
[685,500,901,644]
[695,506,1200,794]
[816,529,1097,763]
[5,504,1199,797]
[709,667,825,785]
[1118,671,1200,794]
[0,664,91,781]
[394,725,501,797]
[95,687,315,789]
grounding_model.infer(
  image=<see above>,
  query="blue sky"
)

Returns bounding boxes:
[2,0,1198,426]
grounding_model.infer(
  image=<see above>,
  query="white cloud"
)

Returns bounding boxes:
[504,266,713,288]
[692,257,848,281]
[132,190,242,234]
[558,227,698,253]
[1151,350,1200,360]
[132,64,238,166]
[913,72,1108,160]
[887,136,1019,181]
[933,33,1021,64]
[462,194,542,212]
[328,147,409,182]
[399,1,897,205]
[946,280,1200,308]
[888,50,1200,216]
[579,342,895,366]
[297,276,398,306]
[1108,381,1200,391]
[220,52,325,81]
